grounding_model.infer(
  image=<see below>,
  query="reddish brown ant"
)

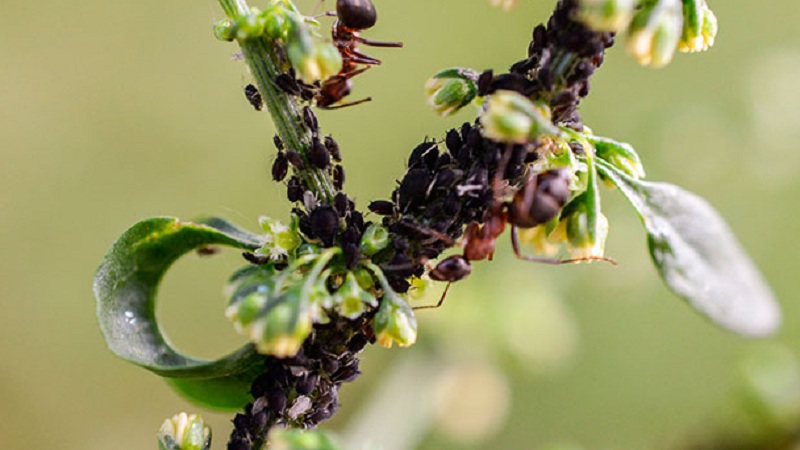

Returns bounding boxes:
[315,0,403,109]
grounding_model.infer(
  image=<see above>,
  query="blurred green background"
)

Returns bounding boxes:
[3,0,800,448]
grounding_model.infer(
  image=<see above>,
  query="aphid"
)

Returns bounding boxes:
[310,206,340,247]
[310,136,331,169]
[334,192,350,217]
[324,136,342,162]
[332,164,345,190]
[244,84,263,111]
[285,149,305,170]
[242,251,271,265]
[302,106,319,132]
[196,246,220,256]
[316,0,403,109]
[368,200,395,216]
[272,152,289,181]
[287,176,304,202]
[273,135,284,151]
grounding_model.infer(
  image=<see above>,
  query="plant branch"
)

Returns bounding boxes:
[218,0,336,204]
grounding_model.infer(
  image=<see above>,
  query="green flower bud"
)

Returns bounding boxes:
[590,135,645,179]
[213,19,236,42]
[678,0,717,53]
[359,223,390,256]
[256,216,302,260]
[626,0,683,68]
[250,286,313,357]
[286,15,342,84]
[373,289,417,348]
[158,413,211,450]
[480,90,560,144]
[235,10,266,41]
[424,68,479,117]
[332,272,378,319]
[262,6,290,40]
[561,193,609,261]
[353,267,375,291]
[576,0,636,32]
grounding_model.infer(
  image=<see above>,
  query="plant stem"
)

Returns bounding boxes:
[217,0,336,204]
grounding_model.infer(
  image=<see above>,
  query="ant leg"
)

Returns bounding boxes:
[340,66,371,79]
[510,226,618,266]
[413,282,452,310]
[319,97,373,109]
[356,36,404,48]
[348,52,383,66]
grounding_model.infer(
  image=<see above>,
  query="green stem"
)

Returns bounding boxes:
[217,0,336,203]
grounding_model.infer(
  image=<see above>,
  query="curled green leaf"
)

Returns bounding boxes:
[94,217,267,409]
[595,160,781,337]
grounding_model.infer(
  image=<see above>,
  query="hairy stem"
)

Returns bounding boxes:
[217,0,336,203]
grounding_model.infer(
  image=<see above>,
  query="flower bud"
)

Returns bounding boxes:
[213,19,236,42]
[590,135,645,179]
[373,289,417,348]
[517,223,563,257]
[360,223,390,256]
[286,16,342,84]
[626,0,683,68]
[561,193,609,261]
[256,216,302,260]
[480,90,560,144]
[158,413,211,450]
[678,0,717,53]
[332,272,378,319]
[249,285,313,357]
[235,9,266,41]
[425,68,479,117]
[576,0,636,33]
[262,7,290,40]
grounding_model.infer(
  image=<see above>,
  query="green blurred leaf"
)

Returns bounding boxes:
[94,217,266,409]
[595,159,780,337]
[269,428,347,450]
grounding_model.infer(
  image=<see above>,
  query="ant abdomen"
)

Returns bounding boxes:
[507,169,571,228]
[336,0,377,31]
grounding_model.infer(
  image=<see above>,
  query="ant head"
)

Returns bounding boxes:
[507,169,571,228]
[337,0,377,30]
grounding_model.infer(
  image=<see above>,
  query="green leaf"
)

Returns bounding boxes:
[595,159,781,337]
[94,217,266,409]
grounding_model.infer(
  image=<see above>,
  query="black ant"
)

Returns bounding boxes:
[315,0,403,109]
